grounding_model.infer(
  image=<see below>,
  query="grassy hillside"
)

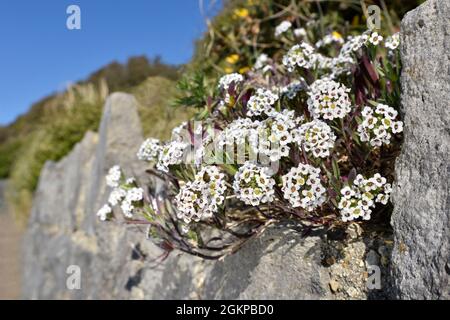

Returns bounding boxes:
[131,77,194,139]
[0,57,181,225]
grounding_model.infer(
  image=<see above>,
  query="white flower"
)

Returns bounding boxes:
[108,188,126,206]
[233,162,275,206]
[254,53,270,70]
[292,119,336,158]
[282,164,326,211]
[391,121,403,134]
[175,166,227,224]
[137,138,161,162]
[246,88,279,117]
[218,118,260,152]
[341,186,355,199]
[293,28,307,38]
[275,20,292,37]
[282,42,316,71]
[280,79,306,100]
[218,73,244,91]
[307,79,352,120]
[385,33,400,51]
[96,204,112,221]
[157,140,188,172]
[126,187,144,202]
[338,173,390,221]
[218,73,244,103]
[120,200,134,218]
[368,32,383,46]
[110,187,144,219]
[357,104,403,147]
[255,110,302,161]
[341,35,366,53]
[106,165,122,188]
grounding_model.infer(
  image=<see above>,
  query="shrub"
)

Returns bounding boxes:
[97,1,405,259]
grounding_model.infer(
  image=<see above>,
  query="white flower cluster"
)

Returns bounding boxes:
[282,164,326,211]
[338,173,392,222]
[340,34,368,54]
[218,73,244,103]
[247,88,279,117]
[175,166,227,223]
[218,118,260,150]
[385,33,400,51]
[136,125,190,172]
[357,104,403,147]
[97,166,145,219]
[307,78,352,120]
[108,187,126,206]
[275,20,292,37]
[156,140,188,172]
[106,165,122,188]
[293,119,336,158]
[233,162,275,206]
[96,204,112,221]
[280,79,306,100]
[293,27,307,38]
[218,73,244,91]
[256,110,301,161]
[120,187,144,218]
[324,40,358,78]
[282,42,316,71]
[137,138,161,161]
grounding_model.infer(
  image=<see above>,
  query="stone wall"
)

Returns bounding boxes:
[23,92,388,300]
[390,0,449,300]
[21,0,450,300]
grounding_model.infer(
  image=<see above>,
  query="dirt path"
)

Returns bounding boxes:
[0,180,23,299]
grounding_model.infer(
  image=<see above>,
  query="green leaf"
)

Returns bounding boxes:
[332,157,340,180]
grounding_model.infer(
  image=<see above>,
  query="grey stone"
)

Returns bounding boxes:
[21,92,339,299]
[202,227,332,299]
[390,0,450,299]
[22,93,152,299]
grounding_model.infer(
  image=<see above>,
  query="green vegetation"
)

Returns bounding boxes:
[131,77,195,140]
[177,0,422,110]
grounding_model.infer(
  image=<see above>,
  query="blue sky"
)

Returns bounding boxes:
[0,0,221,125]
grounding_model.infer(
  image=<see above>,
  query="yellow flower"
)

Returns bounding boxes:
[224,67,234,74]
[233,8,249,19]
[332,31,343,40]
[239,66,250,74]
[226,54,239,64]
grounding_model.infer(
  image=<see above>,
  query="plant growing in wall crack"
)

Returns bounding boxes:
[96,1,404,260]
